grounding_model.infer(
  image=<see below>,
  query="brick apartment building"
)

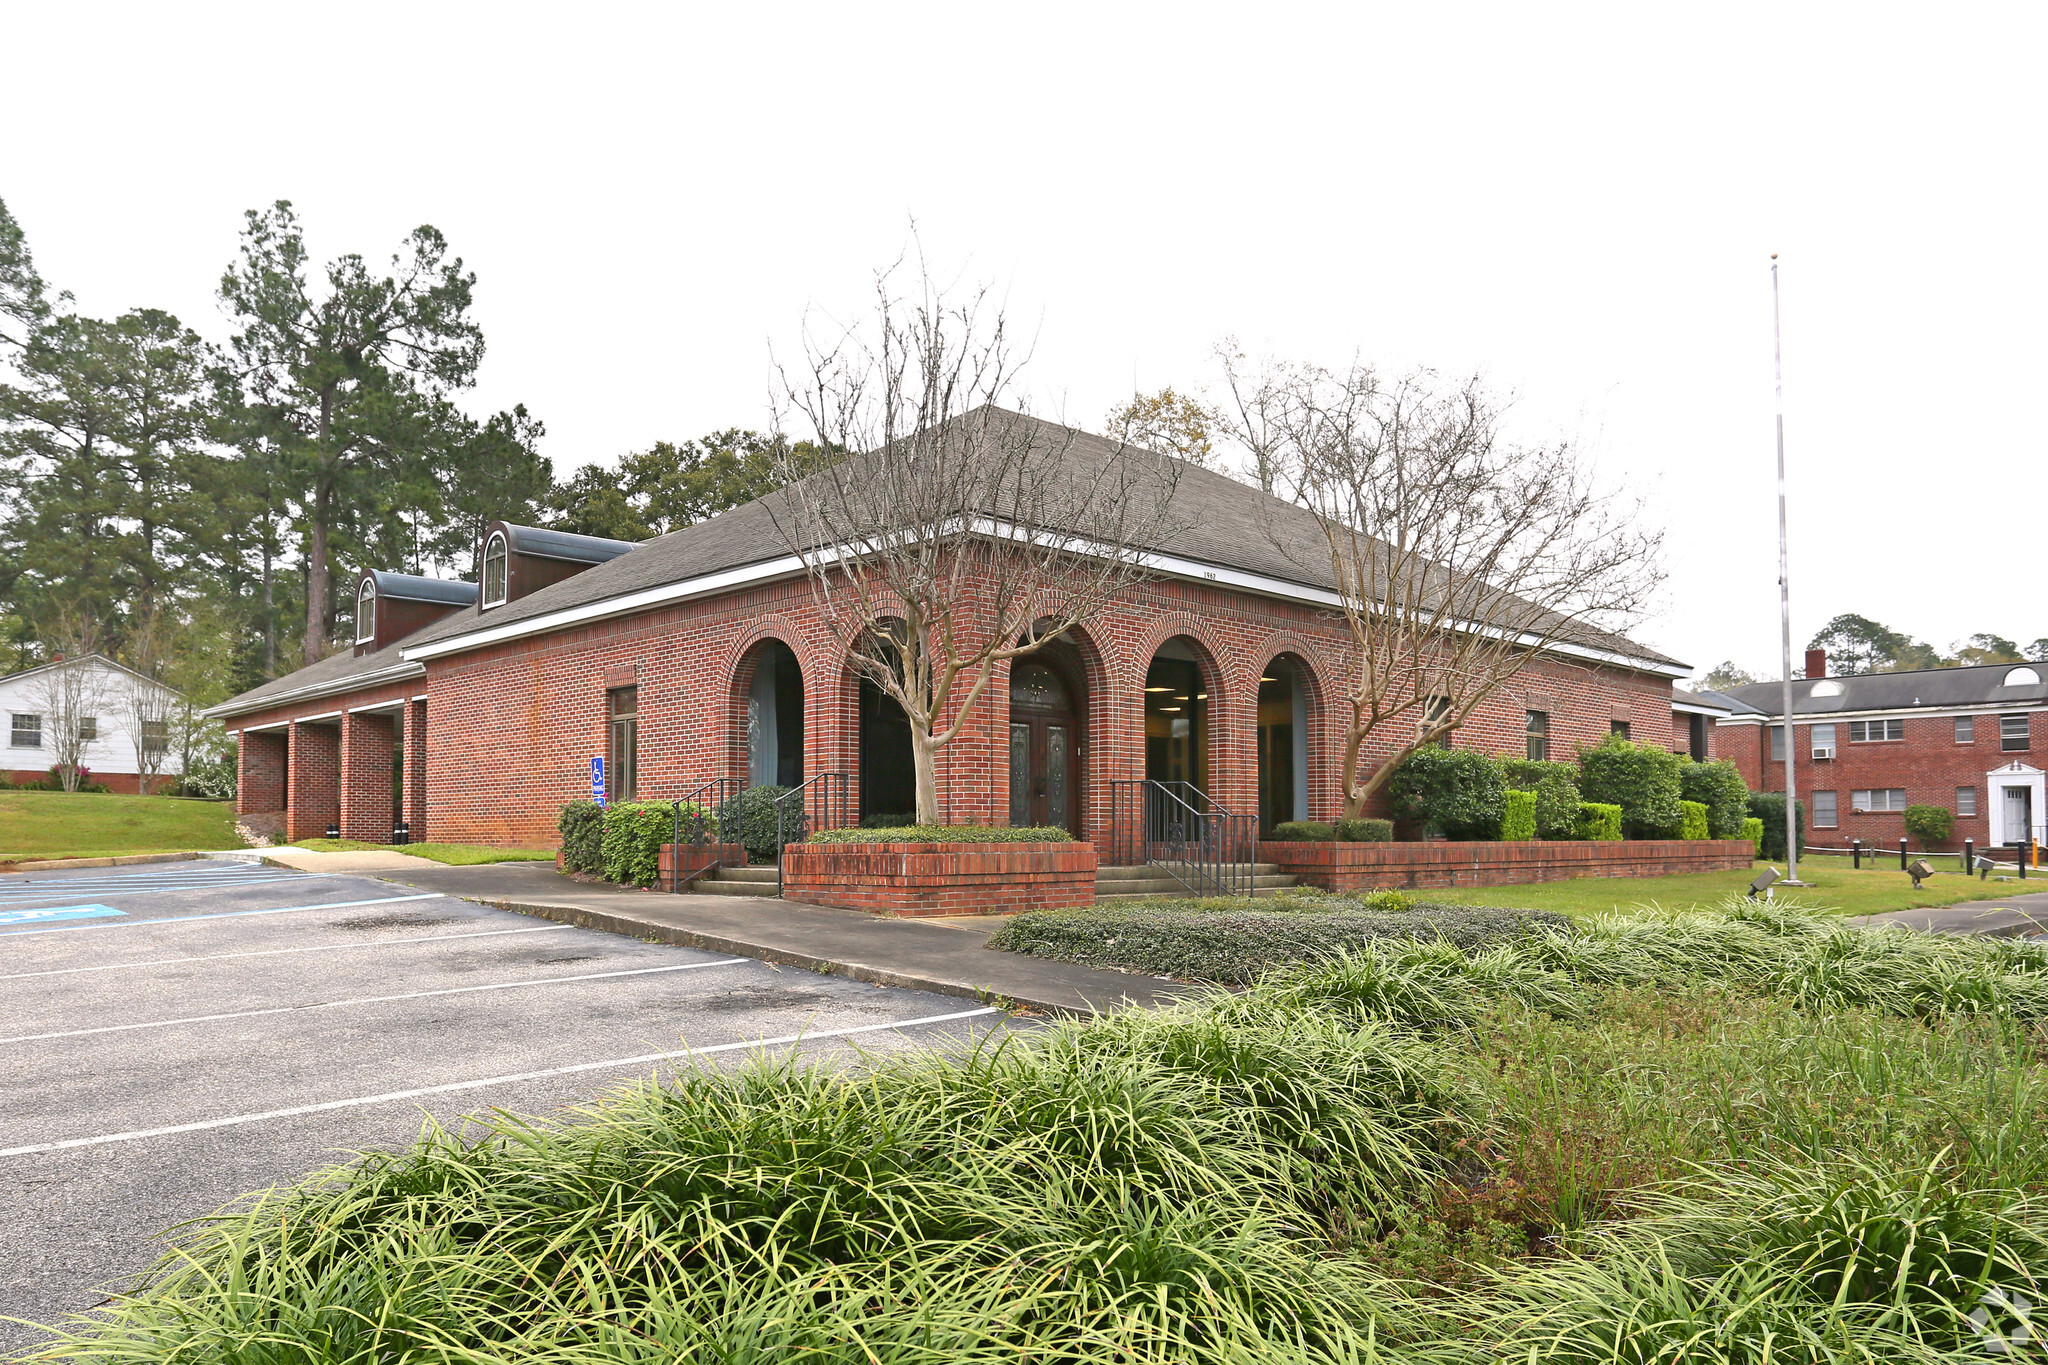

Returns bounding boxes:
[1717,648,2048,852]
[203,412,1694,851]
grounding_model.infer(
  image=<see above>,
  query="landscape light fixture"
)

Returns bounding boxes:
[1907,858,1935,890]
[1977,855,1997,881]
[1748,866,1782,901]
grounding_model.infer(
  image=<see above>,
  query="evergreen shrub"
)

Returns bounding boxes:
[1747,792,1805,861]
[1677,799,1710,840]
[1500,789,1537,841]
[1903,804,1954,846]
[1578,735,1684,837]
[806,825,1072,844]
[1269,821,1336,842]
[1388,748,1506,840]
[1334,817,1394,842]
[600,801,674,886]
[1741,816,1765,854]
[1680,758,1751,837]
[723,784,791,862]
[557,800,605,873]
[1577,801,1623,841]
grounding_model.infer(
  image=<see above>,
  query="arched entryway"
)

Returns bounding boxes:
[742,638,805,787]
[1256,656,1311,834]
[858,677,916,823]
[1144,637,1212,792]
[1008,648,1087,836]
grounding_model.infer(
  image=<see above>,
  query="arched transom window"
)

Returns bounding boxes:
[355,577,377,643]
[481,532,508,607]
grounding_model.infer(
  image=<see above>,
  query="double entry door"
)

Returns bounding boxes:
[1009,715,1074,834]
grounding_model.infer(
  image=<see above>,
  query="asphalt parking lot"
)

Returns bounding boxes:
[0,858,1007,1349]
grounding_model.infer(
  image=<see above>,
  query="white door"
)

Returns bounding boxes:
[2004,785,2034,846]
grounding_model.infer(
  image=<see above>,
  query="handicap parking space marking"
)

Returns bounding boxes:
[0,905,125,927]
[0,922,573,982]
[0,892,446,939]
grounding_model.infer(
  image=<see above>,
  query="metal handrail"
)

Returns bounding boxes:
[1108,778,1258,897]
[775,772,850,893]
[669,776,745,893]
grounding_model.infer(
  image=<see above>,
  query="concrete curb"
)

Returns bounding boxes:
[3,851,203,872]
[476,895,1125,1016]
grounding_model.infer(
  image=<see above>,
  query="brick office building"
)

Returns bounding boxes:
[1717,649,2048,852]
[204,413,1693,851]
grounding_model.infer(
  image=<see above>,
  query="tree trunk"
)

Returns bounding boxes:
[304,479,331,666]
[910,728,941,826]
[261,535,276,676]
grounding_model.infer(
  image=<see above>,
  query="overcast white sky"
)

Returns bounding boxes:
[8,3,2043,677]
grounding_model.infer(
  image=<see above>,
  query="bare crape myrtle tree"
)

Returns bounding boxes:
[1224,356,1664,818]
[26,656,118,791]
[773,267,1186,826]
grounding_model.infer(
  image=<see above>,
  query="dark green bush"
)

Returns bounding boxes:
[1334,817,1394,842]
[1578,735,1684,837]
[1500,789,1537,841]
[1532,766,1582,839]
[1747,792,1805,861]
[1388,747,1505,840]
[1904,804,1954,846]
[1680,758,1750,838]
[1269,820,1336,842]
[806,825,1073,844]
[600,800,674,886]
[719,784,791,861]
[1742,815,1765,854]
[1677,799,1710,840]
[858,811,918,829]
[1577,801,1623,841]
[557,800,605,873]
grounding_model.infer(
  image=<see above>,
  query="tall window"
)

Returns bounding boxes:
[77,716,97,741]
[1525,710,1549,762]
[1811,790,1838,827]
[1610,719,1630,740]
[1811,723,1836,756]
[1852,788,1908,813]
[356,577,377,643]
[1955,716,1975,744]
[1769,724,1785,761]
[2002,714,2031,752]
[608,686,638,801]
[1420,695,1453,747]
[481,532,509,608]
[10,713,41,748]
[1957,786,1978,817]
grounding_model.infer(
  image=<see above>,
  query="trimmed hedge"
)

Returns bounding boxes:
[1577,801,1623,841]
[1747,792,1805,862]
[1500,789,1537,841]
[805,824,1073,845]
[1387,747,1506,840]
[600,801,675,886]
[1578,735,1684,838]
[1904,804,1954,846]
[557,800,605,874]
[1680,758,1751,838]
[1269,820,1336,842]
[1677,799,1710,841]
[1334,817,1394,842]
[1532,766,1583,839]
[1741,816,1765,856]
[988,894,1573,984]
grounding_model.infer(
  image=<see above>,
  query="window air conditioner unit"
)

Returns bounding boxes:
[1812,746,1836,760]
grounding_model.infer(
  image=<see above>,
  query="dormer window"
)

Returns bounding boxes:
[2004,666,2042,687]
[355,578,377,643]
[481,532,508,608]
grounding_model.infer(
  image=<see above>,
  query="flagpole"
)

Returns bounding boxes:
[1773,254,1802,885]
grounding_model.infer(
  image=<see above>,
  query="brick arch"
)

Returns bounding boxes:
[1245,633,1340,826]
[1121,614,1236,696]
[999,620,1114,840]
[1122,617,1242,806]
[723,618,817,785]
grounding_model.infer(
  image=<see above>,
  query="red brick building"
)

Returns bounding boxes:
[204,415,1693,850]
[1718,649,2048,852]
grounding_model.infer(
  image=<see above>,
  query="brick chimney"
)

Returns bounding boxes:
[1805,648,1827,680]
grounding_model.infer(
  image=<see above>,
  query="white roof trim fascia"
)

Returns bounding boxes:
[199,660,426,721]
[412,694,428,701]
[347,700,407,715]
[1715,701,2046,726]
[238,719,290,733]
[1672,700,1733,716]
[403,520,1687,679]
[293,710,344,724]
[0,652,181,694]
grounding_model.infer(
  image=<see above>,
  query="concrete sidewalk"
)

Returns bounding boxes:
[364,861,1195,1016]
[1853,891,2048,938]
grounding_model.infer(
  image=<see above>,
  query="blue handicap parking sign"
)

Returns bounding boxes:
[591,755,606,808]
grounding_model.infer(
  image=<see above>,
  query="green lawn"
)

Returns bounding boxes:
[1443,859,2034,918]
[289,837,554,865]
[0,789,244,863]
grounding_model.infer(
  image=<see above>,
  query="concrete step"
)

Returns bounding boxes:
[693,876,780,897]
[711,865,779,883]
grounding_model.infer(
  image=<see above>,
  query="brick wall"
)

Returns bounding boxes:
[1263,838,1756,890]
[781,841,1097,916]
[237,730,287,814]
[339,711,396,840]
[403,699,428,839]
[285,720,339,841]
[1726,709,2045,850]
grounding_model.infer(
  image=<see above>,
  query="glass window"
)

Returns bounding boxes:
[482,533,509,607]
[1852,788,1908,813]
[608,686,638,801]
[1610,720,1630,739]
[1849,719,1905,742]
[142,718,169,757]
[10,712,42,748]
[1955,716,1975,744]
[1811,723,1836,755]
[1770,724,1785,761]
[2002,714,2031,752]
[1525,710,1549,762]
[356,578,377,642]
[1420,695,1454,747]
[1812,790,1838,827]
[77,716,97,741]
[1957,786,1978,817]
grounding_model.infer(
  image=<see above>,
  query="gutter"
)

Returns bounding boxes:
[199,660,425,721]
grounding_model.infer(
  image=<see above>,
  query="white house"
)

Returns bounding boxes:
[2,654,186,793]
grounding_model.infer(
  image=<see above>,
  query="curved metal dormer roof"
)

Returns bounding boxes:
[498,524,638,565]
[367,571,480,606]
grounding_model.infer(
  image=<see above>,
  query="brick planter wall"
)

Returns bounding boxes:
[659,841,748,886]
[780,841,1098,917]
[1261,838,1756,891]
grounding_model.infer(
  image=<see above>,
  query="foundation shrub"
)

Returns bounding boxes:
[1268,820,1336,841]
[720,783,791,861]
[857,811,918,829]
[1499,790,1537,842]
[1680,758,1751,837]
[1334,817,1394,842]
[1388,748,1506,840]
[599,800,674,886]
[1677,799,1711,840]
[1903,804,1954,847]
[1534,767,1583,839]
[556,799,604,873]
[1741,815,1765,854]
[1576,801,1623,841]
[805,824,1073,844]
[1747,792,1805,861]
[1577,735,1684,837]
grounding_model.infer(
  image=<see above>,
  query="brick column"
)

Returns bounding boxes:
[339,711,396,841]
[286,720,340,842]
[403,699,428,840]
[237,729,288,815]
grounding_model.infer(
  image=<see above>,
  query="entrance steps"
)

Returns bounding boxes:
[1096,863,1300,900]
[689,865,780,897]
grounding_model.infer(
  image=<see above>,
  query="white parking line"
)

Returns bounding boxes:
[0,957,753,1044]
[0,1005,1005,1158]
[0,923,573,982]
[0,875,329,906]
[0,892,443,938]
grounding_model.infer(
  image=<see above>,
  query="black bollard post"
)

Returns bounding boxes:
[1965,838,1975,877]
[1852,839,1861,870]
[1899,837,1909,871]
